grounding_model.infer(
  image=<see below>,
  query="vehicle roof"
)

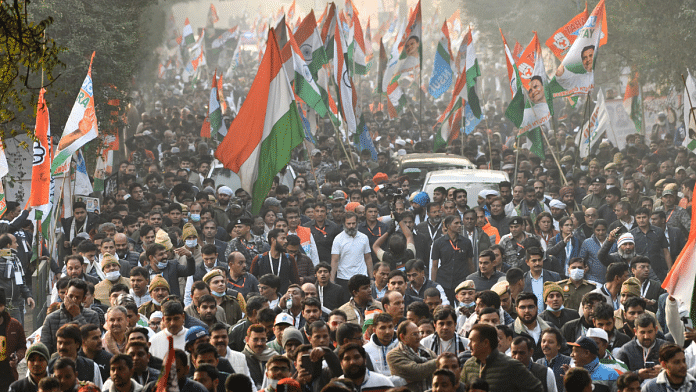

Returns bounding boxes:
[398,153,474,166]
[424,169,509,182]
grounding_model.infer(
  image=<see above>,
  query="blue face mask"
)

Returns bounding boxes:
[157,261,168,270]
[212,290,225,297]
[190,214,201,222]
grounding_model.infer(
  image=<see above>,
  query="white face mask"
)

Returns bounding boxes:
[185,239,198,248]
[569,268,585,281]
[105,271,121,282]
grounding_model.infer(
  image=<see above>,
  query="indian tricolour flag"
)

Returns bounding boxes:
[201,71,225,139]
[333,19,358,136]
[51,52,98,175]
[347,7,367,75]
[183,17,195,45]
[214,28,304,214]
[663,200,696,325]
[288,31,328,117]
[463,27,482,119]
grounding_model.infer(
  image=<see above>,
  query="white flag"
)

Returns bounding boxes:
[578,88,611,158]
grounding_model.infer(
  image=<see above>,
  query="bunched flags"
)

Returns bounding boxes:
[215,28,304,214]
[433,67,467,152]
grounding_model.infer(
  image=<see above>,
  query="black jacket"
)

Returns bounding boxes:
[414,221,443,264]
[8,375,39,392]
[539,308,580,330]
[249,252,300,294]
[316,282,348,311]
[78,348,112,382]
[561,317,592,348]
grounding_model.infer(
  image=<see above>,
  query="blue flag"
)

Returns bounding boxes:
[428,22,454,98]
[355,114,378,161]
[464,103,482,135]
[299,107,316,144]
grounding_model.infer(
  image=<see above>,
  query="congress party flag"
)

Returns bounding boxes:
[51,52,99,175]
[428,21,454,99]
[215,28,304,214]
[74,150,93,196]
[547,0,607,98]
[396,0,421,75]
[502,30,548,158]
[29,88,53,229]
[545,4,589,60]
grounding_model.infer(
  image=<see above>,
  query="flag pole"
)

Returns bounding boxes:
[304,140,322,195]
[576,90,593,169]
[419,63,422,128]
[328,118,355,170]
[513,130,520,185]
[528,100,568,187]
[540,125,568,186]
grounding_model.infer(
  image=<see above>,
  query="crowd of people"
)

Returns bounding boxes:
[0,12,692,392]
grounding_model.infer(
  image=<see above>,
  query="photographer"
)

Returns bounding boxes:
[359,203,390,264]
[294,343,342,392]
[371,210,416,272]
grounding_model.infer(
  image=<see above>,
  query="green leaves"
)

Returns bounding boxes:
[0,0,64,142]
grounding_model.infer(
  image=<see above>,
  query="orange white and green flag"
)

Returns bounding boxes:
[215,28,304,214]
[51,52,98,175]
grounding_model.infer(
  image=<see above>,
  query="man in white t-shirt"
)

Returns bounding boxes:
[331,212,373,291]
[149,299,189,360]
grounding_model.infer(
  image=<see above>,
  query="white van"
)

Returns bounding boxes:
[206,159,296,191]
[421,169,510,207]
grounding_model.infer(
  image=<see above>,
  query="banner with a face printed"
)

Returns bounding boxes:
[548,0,607,98]
[503,31,553,135]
